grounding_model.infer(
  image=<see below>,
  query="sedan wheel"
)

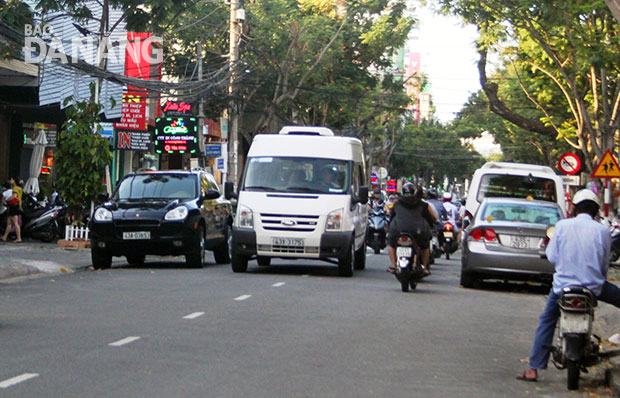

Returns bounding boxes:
[186,226,206,268]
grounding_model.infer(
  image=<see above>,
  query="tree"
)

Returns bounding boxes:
[55,89,113,223]
[438,0,620,172]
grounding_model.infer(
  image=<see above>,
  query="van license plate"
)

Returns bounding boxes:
[123,231,151,240]
[272,237,304,247]
[397,247,412,257]
[560,313,590,334]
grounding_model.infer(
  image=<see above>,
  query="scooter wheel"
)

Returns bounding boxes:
[409,281,417,290]
[567,360,580,390]
[401,280,409,292]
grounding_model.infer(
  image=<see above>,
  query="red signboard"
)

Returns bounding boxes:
[386,179,397,193]
[114,94,148,131]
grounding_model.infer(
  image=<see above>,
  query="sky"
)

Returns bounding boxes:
[412,4,481,123]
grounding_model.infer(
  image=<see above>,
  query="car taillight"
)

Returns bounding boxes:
[470,228,497,242]
[445,223,454,231]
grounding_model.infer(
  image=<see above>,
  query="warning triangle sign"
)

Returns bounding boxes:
[591,149,620,178]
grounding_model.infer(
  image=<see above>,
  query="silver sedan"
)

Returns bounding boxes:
[460,198,563,288]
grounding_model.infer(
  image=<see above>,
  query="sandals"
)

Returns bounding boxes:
[516,370,537,382]
[386,266,396,273]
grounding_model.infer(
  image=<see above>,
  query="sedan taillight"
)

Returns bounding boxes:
[470,228,498,242]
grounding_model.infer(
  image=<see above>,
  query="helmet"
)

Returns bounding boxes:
[442,192,453,201]
[427,189,438,199]
[373,188,381,195]
[402,183,415,196]
[572,189,601,207]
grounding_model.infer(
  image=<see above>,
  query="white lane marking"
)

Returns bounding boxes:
[183,312,205,320]
[234,295,252,301]
[0,373,39,389]
[272,282,286,287]
[108,336,141,347]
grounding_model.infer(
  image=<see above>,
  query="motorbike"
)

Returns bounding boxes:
[20,193,66,242]
[430,229,442,264]
[547,286,620,390]
[366,207,388,254]
[393,233,425,292]
[441,221,459,260]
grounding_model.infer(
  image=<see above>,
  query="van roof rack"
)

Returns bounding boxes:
[278,126,334,136]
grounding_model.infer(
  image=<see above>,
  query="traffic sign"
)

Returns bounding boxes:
[591,149,620,178]
[557,153,581,175]
[378,167,388,179]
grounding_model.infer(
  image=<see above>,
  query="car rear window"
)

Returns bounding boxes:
[477,174,557,203]
[481,203,562,225]
[116,174,197,200]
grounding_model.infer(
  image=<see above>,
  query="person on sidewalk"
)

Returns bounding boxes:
[517,189,620,382]
[1,181,22,243]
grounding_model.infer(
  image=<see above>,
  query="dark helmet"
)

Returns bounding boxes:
[427,189,438,199]
[373,188,381,195]
[402,183,415,196]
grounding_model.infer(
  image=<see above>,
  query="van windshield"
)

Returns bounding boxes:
[243,157,350,194]
[477,174,557,203]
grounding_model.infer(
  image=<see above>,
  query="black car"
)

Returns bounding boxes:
[89,170,233,269]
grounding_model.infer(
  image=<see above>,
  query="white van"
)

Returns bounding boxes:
[465,162,566,219]
[224,126,368,277]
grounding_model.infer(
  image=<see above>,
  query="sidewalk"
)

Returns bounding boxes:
[597,267,620,395]
[0,239,91,281]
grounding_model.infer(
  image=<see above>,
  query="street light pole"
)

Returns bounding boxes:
[228,0,243,186]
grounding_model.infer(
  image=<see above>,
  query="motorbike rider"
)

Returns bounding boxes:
[368,188,385,210]
[442,191,461,244]
[517,189,620,382]
[386,183,437,275]
[427,189,447,244]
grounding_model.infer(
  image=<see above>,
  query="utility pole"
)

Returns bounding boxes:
[228,0,243,186]
[197,41,206,167]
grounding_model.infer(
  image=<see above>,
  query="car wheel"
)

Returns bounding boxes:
[213,226,231,264]
[92,246,112,270]
[231,250,248,272]
[460,270,476,288]
[338,239,354,277]
[354,242,366,270]
[186,225,206,268]
[126,255,145,266]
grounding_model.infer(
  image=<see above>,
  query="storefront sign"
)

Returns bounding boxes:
[116,130,152,151]
[205,143,222,157]
[114,94,148,131]
[162,101,193,116]
[154,117,198,154]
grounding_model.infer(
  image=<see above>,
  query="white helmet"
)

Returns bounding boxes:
[442,192,452,201]
[572,189,601,207]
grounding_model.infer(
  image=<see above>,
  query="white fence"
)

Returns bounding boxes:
[64,225,90,241]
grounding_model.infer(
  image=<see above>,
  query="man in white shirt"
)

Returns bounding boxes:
[442,192,461,243]
[517,189,619,382]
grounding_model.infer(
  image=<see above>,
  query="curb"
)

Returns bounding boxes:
[57,240,90,249]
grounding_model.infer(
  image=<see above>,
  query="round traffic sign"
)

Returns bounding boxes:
[557,153,581,175]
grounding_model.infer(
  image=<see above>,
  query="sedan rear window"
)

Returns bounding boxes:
[481,203,562,225]
[477,174,557,203]
[115,174,197,200]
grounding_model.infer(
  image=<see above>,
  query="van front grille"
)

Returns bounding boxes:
[260,213,320,233]
[258,244,319,254]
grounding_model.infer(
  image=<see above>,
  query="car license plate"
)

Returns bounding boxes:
[397,247,412,257]
[123,231,151,240]
[509,235,529,249]
[443,231,453,238]
[272,237,304,247]
[560,312,590,334]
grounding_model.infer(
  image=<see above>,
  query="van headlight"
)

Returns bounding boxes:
[325,209,343,231]
[164,206,188,221]
[238,205,254,229]
[93,208,113,222]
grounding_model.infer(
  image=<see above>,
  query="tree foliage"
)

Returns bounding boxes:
[438,0,620,172]
[390,118,484,183]
[55,88,113,222]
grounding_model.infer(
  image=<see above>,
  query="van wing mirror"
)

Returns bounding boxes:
[357,186,369,205]
[224,182,237,200]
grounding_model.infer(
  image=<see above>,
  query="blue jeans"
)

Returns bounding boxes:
[529,281,620,369]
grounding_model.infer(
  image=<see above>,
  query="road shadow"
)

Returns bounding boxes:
[97,255,229,270]
[465,279,551,295]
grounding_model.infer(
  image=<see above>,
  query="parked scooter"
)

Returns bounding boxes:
[20,193,66,242]
[442,221,459,260]
[393,233,425,292]
[366,207,388,254]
